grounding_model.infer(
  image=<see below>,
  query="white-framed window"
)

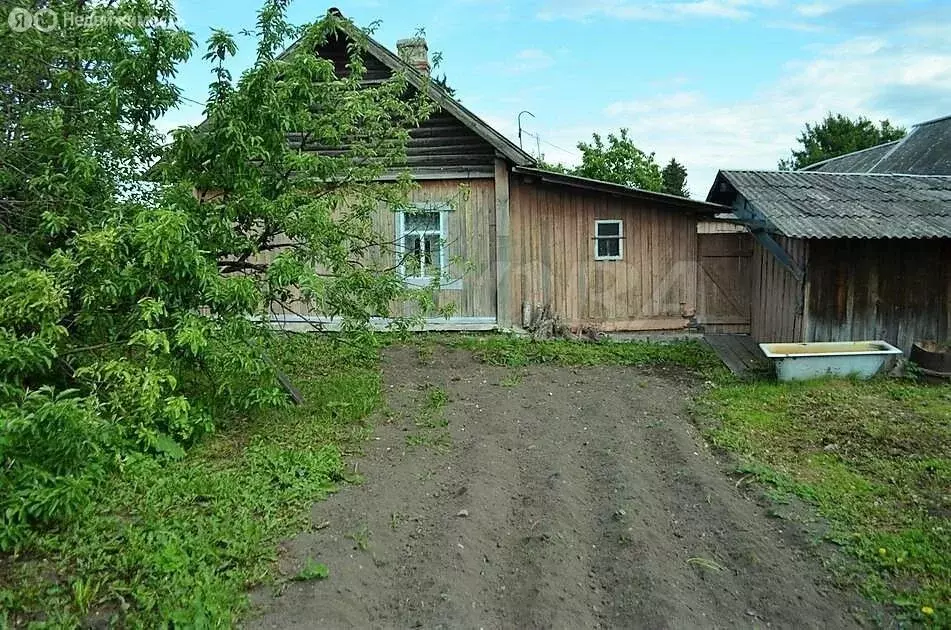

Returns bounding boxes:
[397,202,460,288]
[594,219,624,261]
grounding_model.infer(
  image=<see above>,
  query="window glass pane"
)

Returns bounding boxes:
[404,235,422,276]
[597,237,620,258]
[423,234,441,276]
[404,211,440,233]
[597,221,620,237]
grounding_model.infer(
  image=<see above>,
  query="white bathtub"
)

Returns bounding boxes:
[759,341,903,381]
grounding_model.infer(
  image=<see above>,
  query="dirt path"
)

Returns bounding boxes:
[248,346,870,629]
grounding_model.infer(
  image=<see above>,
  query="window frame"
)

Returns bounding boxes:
[396,202,461,289]
[593,219,624,261]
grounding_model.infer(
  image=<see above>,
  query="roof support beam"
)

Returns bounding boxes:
[751,230,804,280]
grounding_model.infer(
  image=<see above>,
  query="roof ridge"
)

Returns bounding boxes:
[913,113,951,127]
[721,169,951,179]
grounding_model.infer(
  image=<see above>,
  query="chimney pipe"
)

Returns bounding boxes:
[396,37,430,74]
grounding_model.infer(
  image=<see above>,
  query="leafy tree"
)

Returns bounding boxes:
[1,0,195,547]
[661,158,689,197]
[573,129,663,191]
[778,113,906,170]
[536,157,571,174]
[0,0,432,548]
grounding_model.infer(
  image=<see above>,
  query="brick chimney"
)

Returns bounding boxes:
[396,37,429,74]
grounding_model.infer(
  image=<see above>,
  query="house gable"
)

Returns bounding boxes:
[286,11,534,172]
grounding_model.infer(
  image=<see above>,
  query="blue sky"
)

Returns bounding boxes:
[164,0,951,197]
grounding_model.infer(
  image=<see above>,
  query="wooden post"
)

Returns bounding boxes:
[495,158,511,327]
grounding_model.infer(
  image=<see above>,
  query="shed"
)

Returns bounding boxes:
[707,170,951,352]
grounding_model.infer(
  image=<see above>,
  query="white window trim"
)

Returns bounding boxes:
[397,202,462,290]
[594,219,624,261]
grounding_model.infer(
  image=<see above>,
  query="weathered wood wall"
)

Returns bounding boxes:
[375,178,497,319]
[257,178,497,323]
[806,238,951,353]
[509,178,699,331]
[749,236,807,342]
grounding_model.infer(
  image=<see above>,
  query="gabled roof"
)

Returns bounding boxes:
[708,170,951,239]
[515,167,727,213]
[799,114,951,176]
[281,9,535,166]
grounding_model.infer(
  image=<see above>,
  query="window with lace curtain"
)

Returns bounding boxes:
[397,202,460,288]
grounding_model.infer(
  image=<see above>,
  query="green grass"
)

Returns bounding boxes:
[0,333,383,628]
[700,377,951,626]
[433,333,723,371]
[293,559,329,582]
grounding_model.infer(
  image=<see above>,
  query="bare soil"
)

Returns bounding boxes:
[248,346,872,629]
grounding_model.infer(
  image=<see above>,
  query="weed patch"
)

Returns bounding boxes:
[700,377,951,625]
[0,333,382,627]
[434,333,722,372]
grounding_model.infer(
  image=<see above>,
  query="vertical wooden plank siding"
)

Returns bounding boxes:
[508,178,699,330]
[806,238,951,353]
[748,236,807,342]
[494,159,511,326]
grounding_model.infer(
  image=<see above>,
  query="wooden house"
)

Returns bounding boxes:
[707,170,951,353]
[267,13,730,333]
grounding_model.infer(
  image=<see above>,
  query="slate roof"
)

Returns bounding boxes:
[708,171,951,239]
[871,115,951,175]
[799,115,951,175]
[801,141,899,173]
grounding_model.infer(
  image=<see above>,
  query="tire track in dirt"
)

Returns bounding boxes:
[247,346,874,629]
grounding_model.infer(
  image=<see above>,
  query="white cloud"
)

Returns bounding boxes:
[794,0,877,17]
[498,48,555,74]
[537,0,775,22]
[479,26,951,198]
[537,0,902,24]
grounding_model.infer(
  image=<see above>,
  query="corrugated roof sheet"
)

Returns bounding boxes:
[801,141,899,172]
[717,171,951,238]
[799,115,951,176]
[870,115,951,175]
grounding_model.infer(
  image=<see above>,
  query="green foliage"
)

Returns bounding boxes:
[573,129,663,191]
[700,378,951,624]
[661,158,690,197]
[0,0,434,553]
[778,113,906,170]
[536,132,689,196]
[0,333,380,626]
[536,158,572,174]
[438,334,722,371]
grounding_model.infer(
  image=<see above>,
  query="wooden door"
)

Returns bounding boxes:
[696,233,752,333]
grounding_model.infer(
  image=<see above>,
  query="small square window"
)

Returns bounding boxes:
[594,220,623,260]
